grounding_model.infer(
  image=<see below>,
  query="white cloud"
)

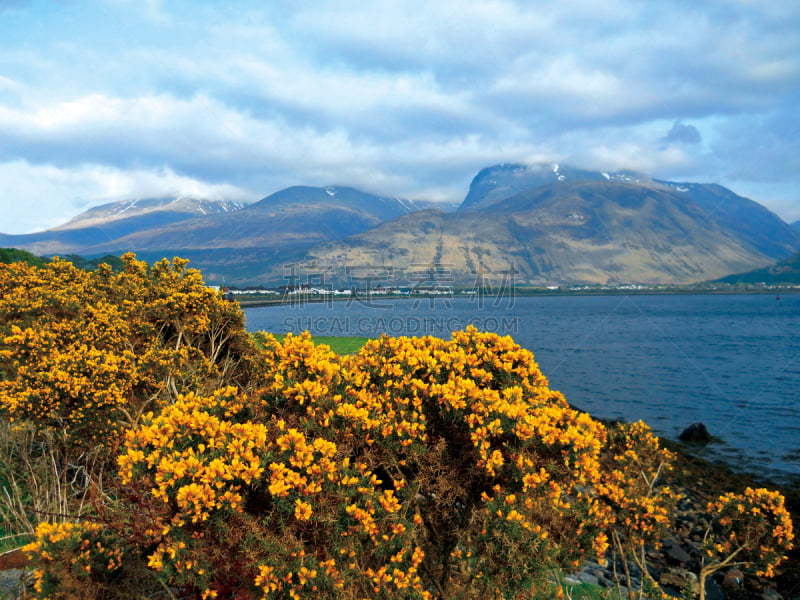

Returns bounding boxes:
[1,0,800,231]
[0,74,18,90]
[0,161,256,235]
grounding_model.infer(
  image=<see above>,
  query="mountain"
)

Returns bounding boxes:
[78,186,425,254]
[715,251,800,286]
[0,197,247,256]
[460,163,798,262]
[0,187,430,284]
[652,181,798,262]
[412,200,460,213]
[243,186,425,221]
[2,166,797,286]
[460,163,646,211]
[54,197,246,231]
[792,220,800,232]
[294,169,800,287]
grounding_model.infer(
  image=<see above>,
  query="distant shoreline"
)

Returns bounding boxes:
[232,287,799,308]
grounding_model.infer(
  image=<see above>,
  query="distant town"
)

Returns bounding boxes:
[213,280,800,307]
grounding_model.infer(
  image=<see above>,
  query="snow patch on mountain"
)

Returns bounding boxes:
[52,198,248,231]
[397,198,415,212]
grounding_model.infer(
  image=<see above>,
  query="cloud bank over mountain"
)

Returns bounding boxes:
[1,0,799,233]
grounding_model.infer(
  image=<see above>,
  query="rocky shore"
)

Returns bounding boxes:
[565,439,800,600]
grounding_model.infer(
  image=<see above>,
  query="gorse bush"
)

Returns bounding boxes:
[0,253,256,544]
[0,254,793,599]
[0,253,255,450]
[695,487,795,600]
[599,421,678,598]
[23,521,140,600]
[74,330,620,599]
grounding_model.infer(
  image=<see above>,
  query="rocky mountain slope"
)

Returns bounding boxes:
[294,166,800,287]
[80,186,424,255]
[0,197,246,256]
[462,164,798,262]
[0,187,425,261]
[461,163,641,211]
[652,180,799,261]
[54,197,246,231]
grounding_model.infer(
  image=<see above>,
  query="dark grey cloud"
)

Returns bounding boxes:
[662,122,702,145]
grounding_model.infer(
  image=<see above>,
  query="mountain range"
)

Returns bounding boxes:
[2,164,798,286]
[1,197,246,256]
[295,165,799,287]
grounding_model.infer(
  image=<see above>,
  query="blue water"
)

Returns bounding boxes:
[244,293,800,486]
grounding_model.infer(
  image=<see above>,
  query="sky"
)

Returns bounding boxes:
[1,0,799,234]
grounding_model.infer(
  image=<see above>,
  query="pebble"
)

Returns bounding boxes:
[0,570,26,598]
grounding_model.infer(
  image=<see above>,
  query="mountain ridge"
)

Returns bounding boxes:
[297,177,792,287]
[0,186,430,262]
[53,197,247,231]
[458,163,798,261]
[1,165,797,286]
[460,163,660,211]
[0,197,247,256]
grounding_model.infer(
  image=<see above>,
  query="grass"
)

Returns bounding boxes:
[253,332,371,355]
[562,581,626,600]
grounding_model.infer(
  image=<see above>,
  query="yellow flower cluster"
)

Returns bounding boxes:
[119,387,267,525]
[117,379,429,598]
[9,255,794,599]
[597,421,677,549]
[109,327,638,598]
[706,486,794,577]
[0,253,255,451]
[23,521,126,600]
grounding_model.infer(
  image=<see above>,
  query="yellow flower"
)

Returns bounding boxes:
[294,499,313,521]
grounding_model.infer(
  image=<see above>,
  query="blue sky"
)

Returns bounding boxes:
[1,0,799,234]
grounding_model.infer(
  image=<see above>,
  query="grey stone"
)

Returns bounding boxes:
[589,567,609,579]
[663,539,692,564]
[762,589,783,600]
[660,567,699,595]
[577,571,600,587]
[679,422,712,443]
[0,570,26,598]
[704,578,725,600]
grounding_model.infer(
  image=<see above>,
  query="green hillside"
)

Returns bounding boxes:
[0,248,123,271]
[716,251,800,285]
[0,248,49,266]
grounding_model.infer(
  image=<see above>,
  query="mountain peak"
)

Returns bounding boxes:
[459,162,653,211]
[246,185,423,222]
[52,197,247,231]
